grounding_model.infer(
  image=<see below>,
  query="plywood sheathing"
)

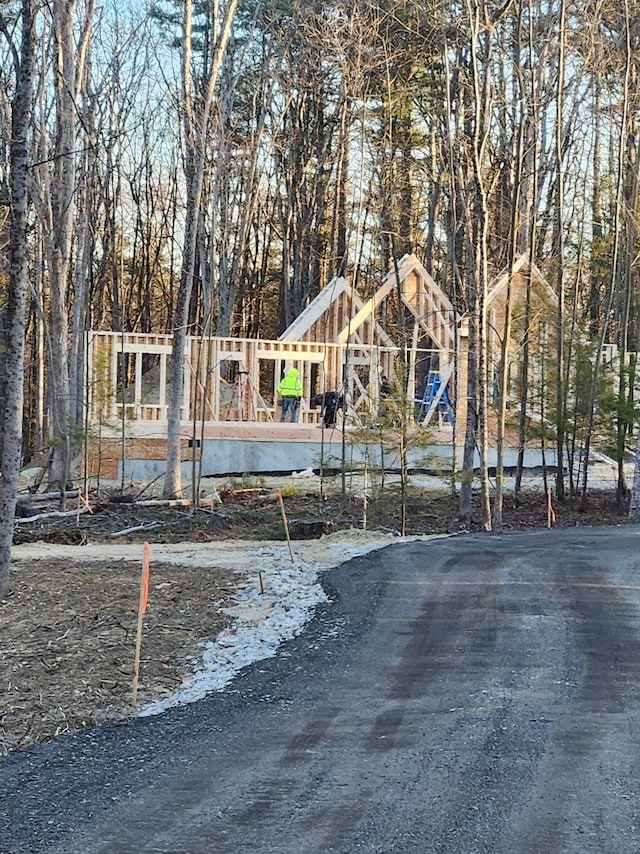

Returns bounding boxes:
[86,438,199,480]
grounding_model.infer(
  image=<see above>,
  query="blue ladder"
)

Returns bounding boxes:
[417,371,455,425]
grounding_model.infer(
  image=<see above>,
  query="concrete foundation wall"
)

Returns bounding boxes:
[118,437,556,482]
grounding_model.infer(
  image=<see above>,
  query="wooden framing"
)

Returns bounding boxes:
[455,255,558,432]
[87,331,410,429]
[486,254,557,391]
[86,254,555,438]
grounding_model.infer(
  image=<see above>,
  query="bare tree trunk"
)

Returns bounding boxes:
[616,110,638,504]
[40,0,94,492]
[0,0,36,598]
[464,0,493,531]
[585,0,631,509]
[164,0,238,498]
[44,0,75,489]
[494,121,524,527]
[554,0,567,502]
[331,96,350,279]
[69,145,91,428]
[515,8,539,497]
[460,309,478,522]
[630,425,640,521]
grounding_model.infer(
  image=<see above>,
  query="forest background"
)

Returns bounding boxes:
[1,0,640,597]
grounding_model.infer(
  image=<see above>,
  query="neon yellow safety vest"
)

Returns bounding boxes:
[278,369,302,398]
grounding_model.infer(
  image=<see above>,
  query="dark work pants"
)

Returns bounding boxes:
[280,396,299,422]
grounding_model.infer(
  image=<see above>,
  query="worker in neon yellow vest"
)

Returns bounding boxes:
[277,367,303,422]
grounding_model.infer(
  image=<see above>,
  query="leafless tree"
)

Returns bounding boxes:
[27,0,95,491]
[0,0,37,598]
[163,0,239,498]
[493,41,526,527]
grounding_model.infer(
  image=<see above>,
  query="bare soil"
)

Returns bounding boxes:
[12,483,630,545]
[1,557,239,755]
[1,483,630,756]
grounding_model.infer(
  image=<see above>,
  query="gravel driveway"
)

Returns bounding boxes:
[2,526,640,853]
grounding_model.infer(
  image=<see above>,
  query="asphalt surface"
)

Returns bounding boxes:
[3,526,640,853]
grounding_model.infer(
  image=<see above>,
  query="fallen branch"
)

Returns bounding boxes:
[109,521,163,538]
[133,472,166,501]
[14,507,90,524]
[135,499,193,508]
[16,489,80,503]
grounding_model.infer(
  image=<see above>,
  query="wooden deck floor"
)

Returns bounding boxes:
[117,420,455,444]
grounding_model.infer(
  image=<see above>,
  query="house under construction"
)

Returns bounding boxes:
[86,254,555,481]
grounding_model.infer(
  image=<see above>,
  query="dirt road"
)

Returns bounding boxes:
[3,526,640,853]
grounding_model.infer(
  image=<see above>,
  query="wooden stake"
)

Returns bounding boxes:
[132,543,151,707]
[363,449,368,531]
[76,488,93,524]
[547,487,556,528]
[277,491,295,563]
